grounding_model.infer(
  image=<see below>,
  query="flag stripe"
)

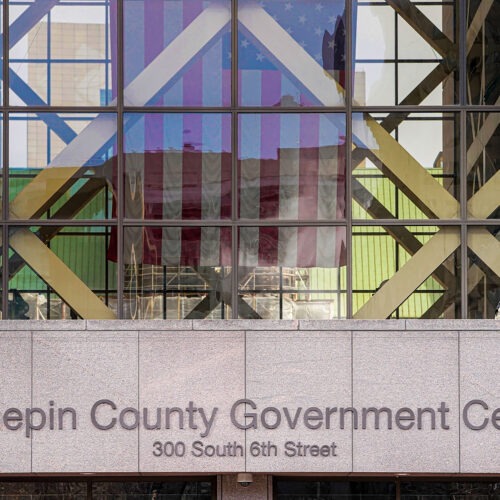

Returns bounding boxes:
[112,1,347,269]
[143,3,164,263]
[258,74,281,266]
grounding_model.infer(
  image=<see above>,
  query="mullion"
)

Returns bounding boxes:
[1,0,494,321]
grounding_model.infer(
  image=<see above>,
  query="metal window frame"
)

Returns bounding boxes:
[0,0,498,320]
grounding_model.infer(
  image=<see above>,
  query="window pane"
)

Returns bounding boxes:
[8,226,117,319]
[467,112,499,220]
[0,481,86,499]
[352,113,459,220]
[0,114,3,214]
[9,1,113,106]
[92,481,213,499]
[122,226,232,320]
[238,0,346,107]
[124,0,231,107]
[354,2,458,105]
[239,226,346,319]
[123,113,231,220]
[353,226,461,319]
[467,227,500,320]
[401,481,500,500]
[239,114,346,221]
[467,0,499,105]
[9,113,116,221]
[275,479,396,499]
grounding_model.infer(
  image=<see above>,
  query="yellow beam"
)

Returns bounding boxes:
[467,170,500,219]
[386,0,455,57]
[9,228,116,319]
[467,101,500,173]
[362,114,460,219]
[10,167,81,220]
[8,177,108,281]
[5,165,117,319]
[354,227,461,319]
[468,228,500,278]
[443,265,484,318]
[467,0,494,50]
[355,169,499,319]
[370,0,492,136]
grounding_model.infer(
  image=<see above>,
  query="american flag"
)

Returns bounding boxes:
[233,0,345,105]
[108,0,346,268]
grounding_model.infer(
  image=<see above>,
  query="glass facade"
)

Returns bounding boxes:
[0,479,214,499]
[274,480,500,500]
[0,0,498,320]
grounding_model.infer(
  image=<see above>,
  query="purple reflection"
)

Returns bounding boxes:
[238,0,345,106]
[239,113,346,221]
[122,0,231,107]
[122,113,232,220]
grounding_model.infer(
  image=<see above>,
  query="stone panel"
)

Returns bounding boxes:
[245,330,352,473]
[1,321,497,477]
[31,330,139,473]
[460,331,500,473]
[138,330,245,473]
[353,331,459,473]
[0,331,32,473]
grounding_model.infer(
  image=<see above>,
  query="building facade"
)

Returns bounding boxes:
[0,0,499,498]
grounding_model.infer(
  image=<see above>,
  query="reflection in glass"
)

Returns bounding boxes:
[0,480,213,499]
[467,113,499,220]
[238,0,346,107]
[275,479,396,499]
[467,228,500,319]
[124,0,231,107]
[0,482,87,499]
[8,226,116,319]
[0,114,3,213]
[92,480,213,499]
[401,481,500,500]
[239,114,345,220]
[353,226,461,319]
[9,0,113,106]
[238,226,346,319]
[467,1,499,105]
[123,113,231,220]
[121,226,231,320]
[354,2,458,105]
[9,113,116,220]
[240,292,346,320]
[352,113,459,220]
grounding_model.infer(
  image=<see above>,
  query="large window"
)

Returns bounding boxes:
[0,479,214,499]
[274,479,500,500]
[1,0,498,319]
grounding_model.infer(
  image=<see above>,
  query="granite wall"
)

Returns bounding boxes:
[0,320,498,484]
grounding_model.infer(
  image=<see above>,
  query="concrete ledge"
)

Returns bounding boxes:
[192,319,299,330]
[245,329,351,340]
[32,330,138,342]
[140,330,243,339]
[299,320,406,330]
[0,319,496,333]
[86,319,193,330]
[0,320,86,331]
[405,319,498,331]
